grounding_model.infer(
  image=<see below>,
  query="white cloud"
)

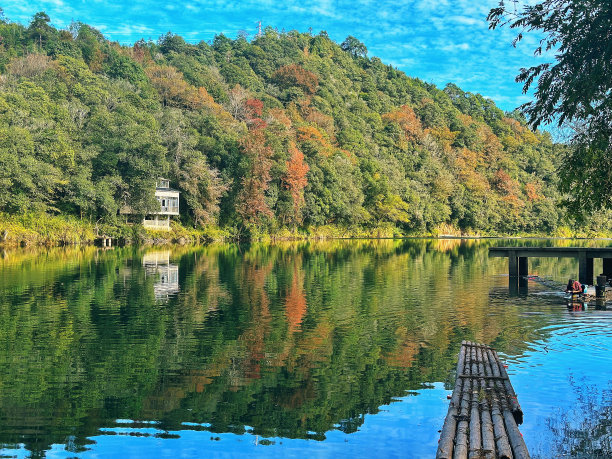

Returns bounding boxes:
[441,43,470,52]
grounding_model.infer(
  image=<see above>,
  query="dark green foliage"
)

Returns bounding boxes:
[341,36,368,58]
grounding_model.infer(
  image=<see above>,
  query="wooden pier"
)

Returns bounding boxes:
[489,246,612,285]
[436,341,530,459]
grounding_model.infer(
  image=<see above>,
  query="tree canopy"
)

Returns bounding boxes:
[488,0,612,214]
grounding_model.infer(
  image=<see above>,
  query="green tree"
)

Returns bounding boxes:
[341,35,368,58]
[488,0,612,213]
[28,11,55,48]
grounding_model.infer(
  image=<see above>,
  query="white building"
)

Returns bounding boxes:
[138,178,179,230]
[120,178,180,230]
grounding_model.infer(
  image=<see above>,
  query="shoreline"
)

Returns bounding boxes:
[2,213,612,249]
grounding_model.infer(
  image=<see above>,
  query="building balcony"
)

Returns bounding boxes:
[157,206,179,215]
[144,215,171,230]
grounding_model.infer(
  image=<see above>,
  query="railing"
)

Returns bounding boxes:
[143,219,170,229]
[159,206,179,214]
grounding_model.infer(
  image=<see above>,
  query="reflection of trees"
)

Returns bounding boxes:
[284,255,307,332]
[0,240,559,455]
[543,377,612,458]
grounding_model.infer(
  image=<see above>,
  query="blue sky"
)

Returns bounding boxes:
[1,0,547,113]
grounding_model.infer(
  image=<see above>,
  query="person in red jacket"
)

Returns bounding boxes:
[565,279,583,293]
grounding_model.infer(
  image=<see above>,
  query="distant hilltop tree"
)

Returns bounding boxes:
[341,35,367,58]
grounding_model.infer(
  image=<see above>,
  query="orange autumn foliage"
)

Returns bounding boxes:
[383,326,419,369]
[454,148,490,194]
[457,113,474,126]
[502,117,540,145]
[382,105,423,140]
[283,142,309,222]
[272,64,319,94]
[525,182,541,201]
[306,109,335,137]
[477,124,504,163]
[297,125,332,156]
[145,64,232,121]
[495,169,524,208]
[267,108,292,129]
[494,169,519,196]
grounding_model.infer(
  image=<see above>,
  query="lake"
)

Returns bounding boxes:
[0,239,610,458]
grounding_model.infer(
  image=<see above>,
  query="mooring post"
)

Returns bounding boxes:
[596,275,607,299]
[578,251,593,285]
[518,257,528,277]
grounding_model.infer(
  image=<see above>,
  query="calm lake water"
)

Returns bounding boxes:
[0,239,611,458]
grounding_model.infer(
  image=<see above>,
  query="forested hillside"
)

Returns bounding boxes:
[0,12,590,239]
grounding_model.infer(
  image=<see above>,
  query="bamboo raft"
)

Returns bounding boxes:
[436,341,530,459]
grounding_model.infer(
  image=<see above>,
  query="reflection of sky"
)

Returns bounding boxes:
[510,314,612,456]
[26,385,449,458]
[69,274,610,458]
[9,307,610,459]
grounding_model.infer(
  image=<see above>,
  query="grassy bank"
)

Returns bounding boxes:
[0,214,229,247]
[0,214,610,248]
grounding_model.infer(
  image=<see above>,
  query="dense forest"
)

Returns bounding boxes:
[0,11,604,239]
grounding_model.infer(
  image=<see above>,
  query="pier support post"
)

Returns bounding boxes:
[578,253,593,285]
[508,251,518,278]
[603,258,612,279]
[518,257,528,277]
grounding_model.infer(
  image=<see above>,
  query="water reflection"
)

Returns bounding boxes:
[142,251,179,300]
[0,240,609,457]
[543,378,612,458]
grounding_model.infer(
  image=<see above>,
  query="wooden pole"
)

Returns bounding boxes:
[518,257,528,277]
[437,343,467,458]
[469,373,482,459]
[491,351,523,424]
[502,410,530,458]
[454,376,470,459]
[490,389,513,459]
[508,251,518,277]
[603,258,612,278]
[579,252,593,285]
[478,346,496,459]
